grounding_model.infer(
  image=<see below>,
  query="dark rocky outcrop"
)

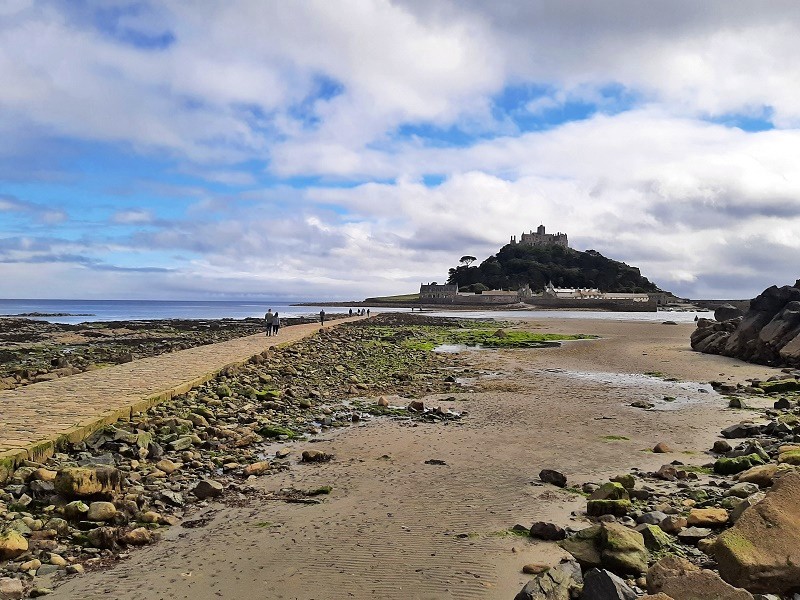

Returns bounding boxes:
[691,280,800,367]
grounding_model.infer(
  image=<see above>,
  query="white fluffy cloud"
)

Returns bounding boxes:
[2,1,800,299]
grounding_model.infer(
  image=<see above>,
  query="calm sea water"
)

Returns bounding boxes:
[0,299,706,325]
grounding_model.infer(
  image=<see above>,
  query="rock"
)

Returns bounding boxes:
[48,553,66,567]
[687,508,728,527]
[736,464,779,487]
[778,449,800,465]
[631,400,655,409]
[560,525,603,568]
[655,464,678,480]
[53,467,121,498]
[407,400,424,412]
[725,482,761,498]
[65,564,84,575]
[30,468,56,482]
[715,454,765,475]
[590,482,629,500]
[29,588,52,598]
[0,578,24,600]
[122,527,154,546]
[514,559,583,600]
[713,470,800,594]
[652,443,672,453]
[539,469,567,488]
[63,500,90,520]
[192,479,224,499]
[169,436,194,451]
[610,474,635,489]
[377,396,390,407]
[658,515,687,534]
[154,459,179,474]
[522,564,555,576]
[676,526,712,545]
[587,499,631,517]
[243,461,271,477]
[86,526,120,550]
[636,524,673,551]
[86,501,117,522]
[19,559,41,571]
[599,522,648,575]
[647,556,753,600]
[160,490,184,507]
[721,423,761,439]
[713,440,733,453]
[637,511,667,525]
[730,492,765,523]
[728,397,749,409]
[301,450,332,463]
[582,568,637,600]
[691,281,800,368]
[529,522,566,541]
[716,304,745,321]
[0,530,28,560]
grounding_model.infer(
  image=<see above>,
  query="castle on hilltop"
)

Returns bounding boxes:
[510,225,568,248]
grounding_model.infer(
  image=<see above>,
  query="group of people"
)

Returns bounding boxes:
[348,308,369,317]
[264,309,280,336]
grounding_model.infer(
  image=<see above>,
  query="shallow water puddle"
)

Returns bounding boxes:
[535,368,718,410]
[434,343,485,353]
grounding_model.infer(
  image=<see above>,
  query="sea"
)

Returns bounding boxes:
[0,299,707,325]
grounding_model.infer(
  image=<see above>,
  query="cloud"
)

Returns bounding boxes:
[0,194,68,224]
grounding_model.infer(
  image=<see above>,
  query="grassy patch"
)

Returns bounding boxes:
[564,486,590,497]
[492,529,528,538]
[307,486,333,496]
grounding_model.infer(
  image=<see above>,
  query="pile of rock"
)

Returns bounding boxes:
[691,280,800,367]
[0,317,465,597]
[515,384,800,599]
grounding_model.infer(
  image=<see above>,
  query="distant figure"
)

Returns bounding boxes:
[367,308,370,317]
[320,309,325,325]
[272,312,280,335]
[265,309,274,336]
[349,308,353,317]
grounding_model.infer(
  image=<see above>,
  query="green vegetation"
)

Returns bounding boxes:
[602,435,630,441]
[363,293,420,303]
[446,243,661,293]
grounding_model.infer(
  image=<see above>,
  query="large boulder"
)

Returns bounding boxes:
[691,281,800,367]
[0,530,28,560]
[647,556,753,600]
[54,467,121,498]
[559,523,648,575]
[712,470,800,594]
[715,304,744,321]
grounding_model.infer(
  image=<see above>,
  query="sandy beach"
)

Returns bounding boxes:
[32,316,781,600]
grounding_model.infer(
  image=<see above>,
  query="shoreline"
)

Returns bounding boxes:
[2,315,791,599]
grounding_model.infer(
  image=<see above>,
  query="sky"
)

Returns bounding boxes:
[1,0,799,301]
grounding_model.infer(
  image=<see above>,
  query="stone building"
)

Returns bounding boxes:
[419,283,458,300]
[510,225,568,248]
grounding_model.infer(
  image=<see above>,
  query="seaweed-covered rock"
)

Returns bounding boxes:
[647,556,753,600]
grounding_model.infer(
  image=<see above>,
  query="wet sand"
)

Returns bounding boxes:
[47,318,780,600]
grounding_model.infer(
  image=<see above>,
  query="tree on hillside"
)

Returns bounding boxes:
[459,255,477,267]
[447,244,662,293]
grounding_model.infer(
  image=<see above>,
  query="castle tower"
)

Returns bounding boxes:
[537,224,545,235]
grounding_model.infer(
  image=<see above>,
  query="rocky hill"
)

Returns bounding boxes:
[447,244,662,293]
[691,279,800,367]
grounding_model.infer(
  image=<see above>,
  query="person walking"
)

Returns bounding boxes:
[366,308,370,317]
[348,308,353,317]
[319,309,325,325]
[272,312,280,335]
[264,309,274,336]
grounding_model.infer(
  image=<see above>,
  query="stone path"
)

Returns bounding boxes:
[0,317,363,480]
